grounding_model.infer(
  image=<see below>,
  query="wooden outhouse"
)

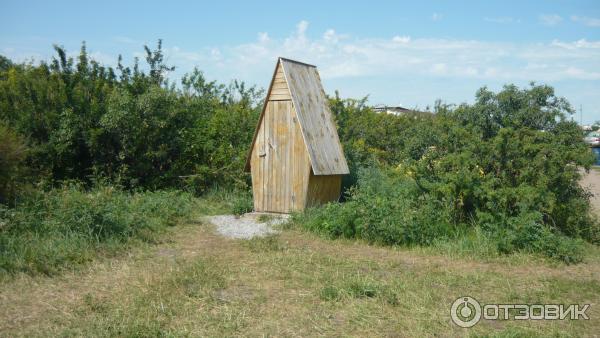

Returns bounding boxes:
[245,57,349,213]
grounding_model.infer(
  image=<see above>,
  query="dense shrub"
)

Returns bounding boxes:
[296,167,456,247]
[0,185,193,275]
[0,42,261,192]
[0,122,28,204]
[297,167,589,263]
[304,84,599,263]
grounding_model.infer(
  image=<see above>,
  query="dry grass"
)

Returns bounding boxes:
[1,214,599,337]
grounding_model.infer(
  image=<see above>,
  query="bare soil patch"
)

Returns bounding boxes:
[581,167,600,215]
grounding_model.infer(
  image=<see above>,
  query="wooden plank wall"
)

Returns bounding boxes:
[250,106,264,211]
[306,174,342,208]
[291,105,311,211]
[269,65,291,100]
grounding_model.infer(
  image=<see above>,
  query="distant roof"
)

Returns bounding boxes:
[372,105,432,116]
[373,105,412,113]
[245,57,349,175]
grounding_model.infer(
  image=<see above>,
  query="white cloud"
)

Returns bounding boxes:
[162,21,597,85]
[564,67,600,80]
[5,20,600,91]
[431,13,443,21]
[323,29,339,43]
[539,14,563,26]
[551,39,600,49]
[258,32,270,43]
[571,15,600,27]
[210,48,221,60]
[88,51,117,65]
[430,63,448,75]
[392,35,411,43]
[296,20,309,37]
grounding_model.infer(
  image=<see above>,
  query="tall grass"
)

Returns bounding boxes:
[191,187,253,216]
[0,184,194,276]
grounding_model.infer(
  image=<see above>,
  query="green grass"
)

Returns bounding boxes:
[1,217,599,336]
[0,186,255,278]
[1,197,598,336]
[241,234,285,253]
[193,188,253,216]
[256,214,276,223]
[0,184,194,277]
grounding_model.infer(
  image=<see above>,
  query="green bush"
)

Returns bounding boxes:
[0,122,28,204]
[484,211,585,264]
[0,184,193,276]
[295,167,456,247]
[313,84,598,264]
[297,165,589,263]
[0,42,260,192]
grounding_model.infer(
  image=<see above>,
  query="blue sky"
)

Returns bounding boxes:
[1,0,599,123]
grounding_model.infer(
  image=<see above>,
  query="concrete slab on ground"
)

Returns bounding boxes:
[206,213,289,239]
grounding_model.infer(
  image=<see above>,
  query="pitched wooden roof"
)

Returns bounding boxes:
[245,58,349,175]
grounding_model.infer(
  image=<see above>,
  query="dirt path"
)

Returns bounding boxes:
[1,214,599,336]
[581,168,600,215]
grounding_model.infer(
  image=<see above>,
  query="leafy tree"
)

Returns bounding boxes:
[0,55,12,73]
[144,39,175,86]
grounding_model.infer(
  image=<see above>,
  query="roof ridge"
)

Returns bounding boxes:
[278,57,316,68]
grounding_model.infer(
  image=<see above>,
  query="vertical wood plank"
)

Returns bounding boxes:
[265,101,272,211]
[281,101,287,212]
[273,101,279,212]
[284,101,291,212]
[273,100,279,212]
[259,110,265,211]
[253,116,261,211]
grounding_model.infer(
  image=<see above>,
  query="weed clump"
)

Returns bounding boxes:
[319,275,399,305]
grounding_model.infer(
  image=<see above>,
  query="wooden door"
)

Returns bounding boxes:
[251,100,311,213]
[258,100,293,213]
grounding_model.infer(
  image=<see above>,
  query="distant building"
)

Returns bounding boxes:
[372,105,432,117]
[582,125,593,131]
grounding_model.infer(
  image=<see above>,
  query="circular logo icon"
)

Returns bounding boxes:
[451,296,482,328]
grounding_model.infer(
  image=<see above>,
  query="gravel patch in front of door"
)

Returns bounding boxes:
[206,213,289,239]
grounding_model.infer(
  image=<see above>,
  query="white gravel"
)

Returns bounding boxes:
[206,213,289,239]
